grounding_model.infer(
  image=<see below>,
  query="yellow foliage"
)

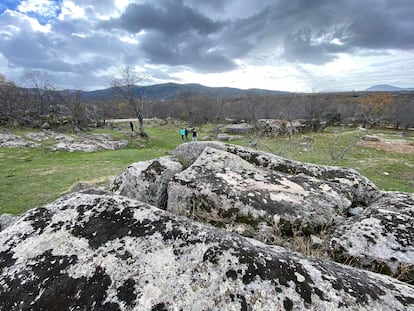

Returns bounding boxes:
[357,92,396,127]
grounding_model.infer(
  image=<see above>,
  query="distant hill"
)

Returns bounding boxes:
[81,82,290,101]
[365,84,414,92]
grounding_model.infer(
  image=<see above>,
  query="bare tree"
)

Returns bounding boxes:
[177,91,206,126]
[303,93,335,131]
[58,90,88,126]
[357,92,396,128]
[110,66,149,137]
[328,128,363,165]
[20,68,57,118]
[0,74,38,126]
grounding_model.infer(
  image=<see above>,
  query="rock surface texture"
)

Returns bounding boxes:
[168,146,369,239]
[330,191,414,283]
[1,192,414,310]
[111,142,413,283]
[110,156,183,209]
[1,141,414,309]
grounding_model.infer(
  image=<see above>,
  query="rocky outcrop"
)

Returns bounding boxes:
[330,191,414,284]
[172,142,380,206]
[258,119,306,135]
[49,133,128,152]
[1,130,128,152]
[110,156,183,209]
[168,146,357,240]
[0,129,40,148]
[1,192,414,310]
[224,123,254,134]
[109,142,414,284]
[0,129,128,152]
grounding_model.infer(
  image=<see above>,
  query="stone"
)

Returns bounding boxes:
[224,123,254,134]
[167,146,359,240]
[330,192,414,283]
[168,142,380,240]
[174,142,380,205]
[110,156,183,209]
[217,133,230,141]
[9,130,128,152]
[363,135,381,142]
[42,122,51,130]
[0,130,40,148]
[348,206,365,216]
[310,234,324,249]
[258,119,308,135]
[49,133,128,152]
[1,192,414,310]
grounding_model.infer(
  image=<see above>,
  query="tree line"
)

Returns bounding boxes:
[1,69,413,133]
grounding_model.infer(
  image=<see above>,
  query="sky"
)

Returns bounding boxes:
[0,0,413,92]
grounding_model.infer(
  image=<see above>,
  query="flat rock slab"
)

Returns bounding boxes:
[2,130,128,152]
[49,133,128,152]
[1,192,414,310]
[0,130,40,148]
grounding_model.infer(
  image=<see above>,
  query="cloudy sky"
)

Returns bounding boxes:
[1,0,413,92]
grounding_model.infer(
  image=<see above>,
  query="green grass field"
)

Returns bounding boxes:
[1,121,413,215]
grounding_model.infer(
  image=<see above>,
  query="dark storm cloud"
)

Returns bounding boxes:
[137,30,237,72]
[101,0,236,72]
[1,0,413,90]
[218,0,414,64]
[104,1,221,35]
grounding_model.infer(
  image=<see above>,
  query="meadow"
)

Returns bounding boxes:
[1,120,413,215]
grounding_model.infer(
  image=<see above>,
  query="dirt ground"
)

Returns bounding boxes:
[361,140,414,154]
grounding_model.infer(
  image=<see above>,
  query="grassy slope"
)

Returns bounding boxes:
[1,123,413,215]
[0,123,183,215]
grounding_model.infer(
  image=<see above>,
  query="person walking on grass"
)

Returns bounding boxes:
[180,128,185,140]
[184,128,189,140]
[192,128,198,142]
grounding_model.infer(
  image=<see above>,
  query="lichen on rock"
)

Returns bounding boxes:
[1,192,414,310]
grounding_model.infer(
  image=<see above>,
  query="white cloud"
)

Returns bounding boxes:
[3,9,51,33]
[18,0,59,19]
[58,1,85,20]
[0,0,413,91]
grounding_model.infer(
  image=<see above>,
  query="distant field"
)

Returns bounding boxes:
[1,121,413,215]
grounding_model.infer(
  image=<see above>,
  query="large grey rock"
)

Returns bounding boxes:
[169,143,379,239]
[168,147,359,240]
[224,123,254,134]
[110,156,183,209]
[258,119,308,135]
[330,192,414,283]
[172,142,380,207]
[1,192,414,310]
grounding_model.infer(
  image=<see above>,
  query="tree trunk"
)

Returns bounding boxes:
[137,112,147,138]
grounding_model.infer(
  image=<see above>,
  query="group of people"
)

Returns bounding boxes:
[180,127,197,142]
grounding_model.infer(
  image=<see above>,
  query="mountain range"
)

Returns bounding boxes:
[365,84,414,92]
[79,82,413,102]
[82,82,290,102]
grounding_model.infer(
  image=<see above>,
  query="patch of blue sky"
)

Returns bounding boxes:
[0,0,21,14]
[23,0,62,25]
[1,0,62,25]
